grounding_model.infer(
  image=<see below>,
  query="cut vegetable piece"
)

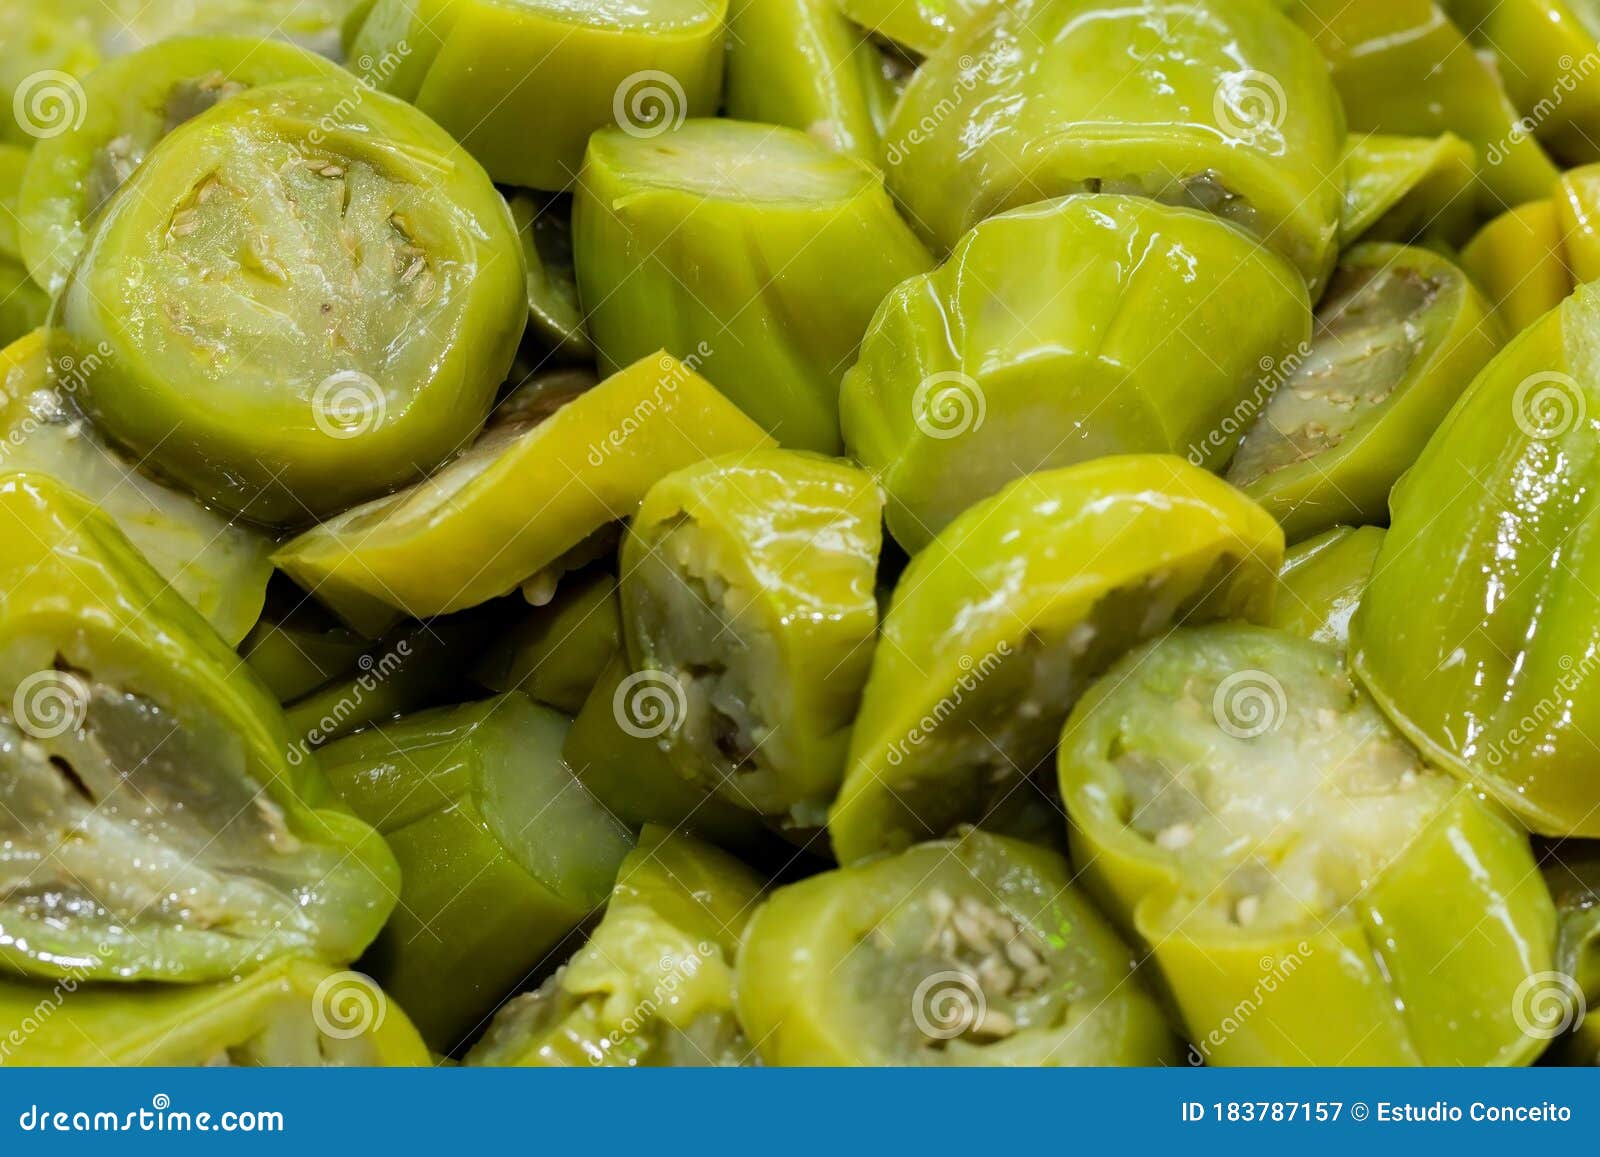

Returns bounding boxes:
[1543,841,1600,1003]
[574,120,932,452]
[1267,525,1385,648]
[0,959,429,1066]
[621,450,882,823]
[349,0,726,190]
[508,192,591,360]
[1555,163,1600,284]
[1461,200,1573,335]
[240,584,369,704]
[842,194,1311,552]
[1338,133,1477,246]
[17,35,345,295]
[737,829,1178,1065]
[1061,624,1556,1066]
[75,0,359,60]
[1351,282,1600,837]
[1226,243,1504,542]
[724,0,893,161]
[887,0,1344,286]
[54,77,526,526]
[275,352,773,633]
[476,568,620,714]
[320,696,634,1051]
[468,826,763,1066]
[0,331,273,646]
[0,261,46,350]
[1292,0,1557,211]
[828,454,1284,864]
[835,0,988,54]
[0,472,399,982]
[0,10,100,146]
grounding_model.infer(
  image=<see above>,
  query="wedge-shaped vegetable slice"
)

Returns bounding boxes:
[348,0,726,190]
[54,77,526,526]
[1555,163,1600,284]
[1351,282,1600,837]
[620,450,881,824]
[468,825,763,1067]
[737,829,1178,1065]
[320,695,634,1052]
[1461,200,1573,335]
[828,454,1284,864]
[17,34,345,295]
[842,194,1311,552]
[1267,525,1385,648]
[887,0,1344,286]
[1226,243,1504,542]
[0,331,273,645]
[573,120,932,453]
[0,959,429,1066]
[0,472,399,982]
[1338,133,1477,246]
[276,352,772,633]
[1060,623,1556,1066]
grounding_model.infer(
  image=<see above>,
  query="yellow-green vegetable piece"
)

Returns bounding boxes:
[886,0,1345,288]
[1555,163,1600,283]
[736,829,1180,1065]
[1461,200,1574,334]
[1338,133,1478,246]
[1352,282,1600,837]
[476,568,621,714]
[0,959,429,1066]
[842,193,1311,552]
[1268,525,1385,648]
[0,143,29,262]
[275,352,773,634]
[828,454,1284,864]
[620,449,882,824]
[0,472,399,983]
[1060,623,1557,1066]
[1226,243,1505,543]
[0,10,100,146]
[468,825,763,1066]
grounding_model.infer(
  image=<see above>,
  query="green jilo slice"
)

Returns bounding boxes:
[574,119,932,452]
[736,828,1178,1065]
[1226,243,1504,542]
[0,472,399,983]
[17,34,346,295]
[1059,624,1556,1066]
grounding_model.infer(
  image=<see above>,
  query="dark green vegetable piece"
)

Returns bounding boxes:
[475,569,620,714]
[1267,525,1385,648]
[507,192,592,361]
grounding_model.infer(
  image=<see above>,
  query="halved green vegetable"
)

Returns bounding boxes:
[468,825,763,1066]
[0,472,399,983]
[17,34,345,295]
[620,449,882,824]
[887,0,1344,286]
[842,193,1311,552]
[1226,243,1504,542]
[320,695,634,1051]
[574,119,932,452]
[276,352,771,633]
[1351,282,1600,837]
[1338,133,1477,246]
[1267,525,1385,648]
[54,77,526,525]
[828,454,1284,864]
[0,330,273,645]
[737,828,1178,1065]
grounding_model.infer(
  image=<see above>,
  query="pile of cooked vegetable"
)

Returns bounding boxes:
[2,0,1600,1068]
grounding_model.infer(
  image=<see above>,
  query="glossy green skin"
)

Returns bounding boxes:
[836,0,987,54]
[1460,200,1573,337]
[886,0,1344,287]
[57,0,358,58]
[507,192,592,361]
[476,568,620,714]
[842,194,1311,552]
[350,0,726,191]
[17,35,345,296]
[0,472,399,982]
[563,654,776,855]
[574,121,933,453]
[829,454,1284,864]
[621,450,882,822]
[1292,0,1558,211]
[737,829,1179,1065]
[0,331,274,646]
[1352,283,1600,837]
[55,78,526,526]
[320,696,634,1051]
[0,143,29,262]
[1059,624,1557,1066]
[1339,133,1478,247]
[1226,243,1505,543]
[468,825,763,1066]
[1267,525,1385,648]
[0,958,430,1066]
[1543,841,1600,1002]
[723,0,893,161]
